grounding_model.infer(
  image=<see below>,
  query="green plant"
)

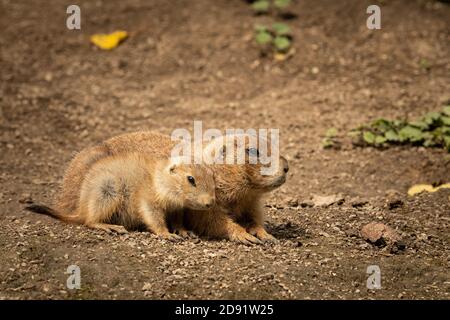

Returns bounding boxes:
[251,0,292,14]
[274,0,292,9]
[350,106,450,152]
[255,23,292,54]
[252,0,270,13]
[419,58,431,70]
[322,128,339,149]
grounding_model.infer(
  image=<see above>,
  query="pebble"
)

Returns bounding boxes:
[287,198,299,207]
[360,222,402,246]
[142,283,152,291]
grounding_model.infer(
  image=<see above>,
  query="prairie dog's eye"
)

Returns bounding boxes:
[246,147,259,157]
[187,176,196,187]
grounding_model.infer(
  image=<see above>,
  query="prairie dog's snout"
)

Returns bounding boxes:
[188,192,215,210]
[281,156,289,174]
[198,193,215,208]
[274,156,289,181]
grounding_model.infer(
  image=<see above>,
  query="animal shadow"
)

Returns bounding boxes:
[266,221,306,240]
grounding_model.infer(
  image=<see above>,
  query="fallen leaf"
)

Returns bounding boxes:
[90,31,128,50]
[408,183,450,196]
[274,52,287,61]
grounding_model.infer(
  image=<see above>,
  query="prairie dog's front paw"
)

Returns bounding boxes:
[229,230,263,245]
[174,228,196,238]
[248,226,278,243]
[158,232,184,242]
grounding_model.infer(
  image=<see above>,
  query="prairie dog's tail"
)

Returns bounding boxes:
[25,204,82,224]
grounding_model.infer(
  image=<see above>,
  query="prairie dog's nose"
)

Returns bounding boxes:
[281,157,289,173]
[201,194,214,208]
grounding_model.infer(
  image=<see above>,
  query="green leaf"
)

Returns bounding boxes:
[325,127,337,138]
[273,36,291,52]
[444,136,450,151]
[385,130,400,142]
[441,116,450,126]
[442,126,450,135]
[443,105,450,116]
[419,58,430,69]
[254,24,268,33]
[274,0,291,9]
[423,111,441,125]
[371,119,392,133]
[348,130,361,138]
[322,138,334,149]
[252,0,270,12]
[375,135,387,145]
[391,120,404,128]
[399,125,423,142]
[409,120,429,130]
[272,22,291,36]
[363,131,376,144]
[423,138,436,147]
[255,31,273,45]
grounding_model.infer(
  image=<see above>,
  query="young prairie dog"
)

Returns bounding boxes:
[51,131,288,244]
[27,153,215,240]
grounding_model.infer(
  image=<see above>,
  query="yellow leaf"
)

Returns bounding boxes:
[408,183,450,196]
[90,31,128,50]
[436,183,450,191]
[274,53,287,61]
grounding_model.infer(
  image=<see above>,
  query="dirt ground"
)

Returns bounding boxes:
[1,0,449,300]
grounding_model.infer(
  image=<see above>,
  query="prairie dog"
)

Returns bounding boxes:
[52,131,288,244]
[27,153,215,240]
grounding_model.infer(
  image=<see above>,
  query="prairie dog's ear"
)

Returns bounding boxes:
[168,156,180,173]
[168,156,190,173]
[169,163,177,173]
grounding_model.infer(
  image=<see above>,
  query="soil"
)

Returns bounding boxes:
[0,0,449,299]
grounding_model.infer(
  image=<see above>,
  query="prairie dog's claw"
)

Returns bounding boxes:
[230,231,263,245]
[160,233,184,242]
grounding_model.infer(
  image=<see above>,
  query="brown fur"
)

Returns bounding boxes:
[51,131,288,244]
[55,144,111,215]
[27,153,215,240]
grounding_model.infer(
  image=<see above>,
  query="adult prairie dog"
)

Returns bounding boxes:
[27,153,215,240]
[53,131,289,244]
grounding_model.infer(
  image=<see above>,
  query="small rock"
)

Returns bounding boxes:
[31,179,46,185]
[319,231,330,237]
[385,189,401,198]
[142,282,152,291]
[349,197,368,208]
[360,222,402,247]
[44,72,53,82]
[311,194,344,207]
[387,198,403,210]
[42,283,51,292]
[19,193,33,204]
[300,200,314,208]
[287,198,299,207]
[344,228,359,238]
